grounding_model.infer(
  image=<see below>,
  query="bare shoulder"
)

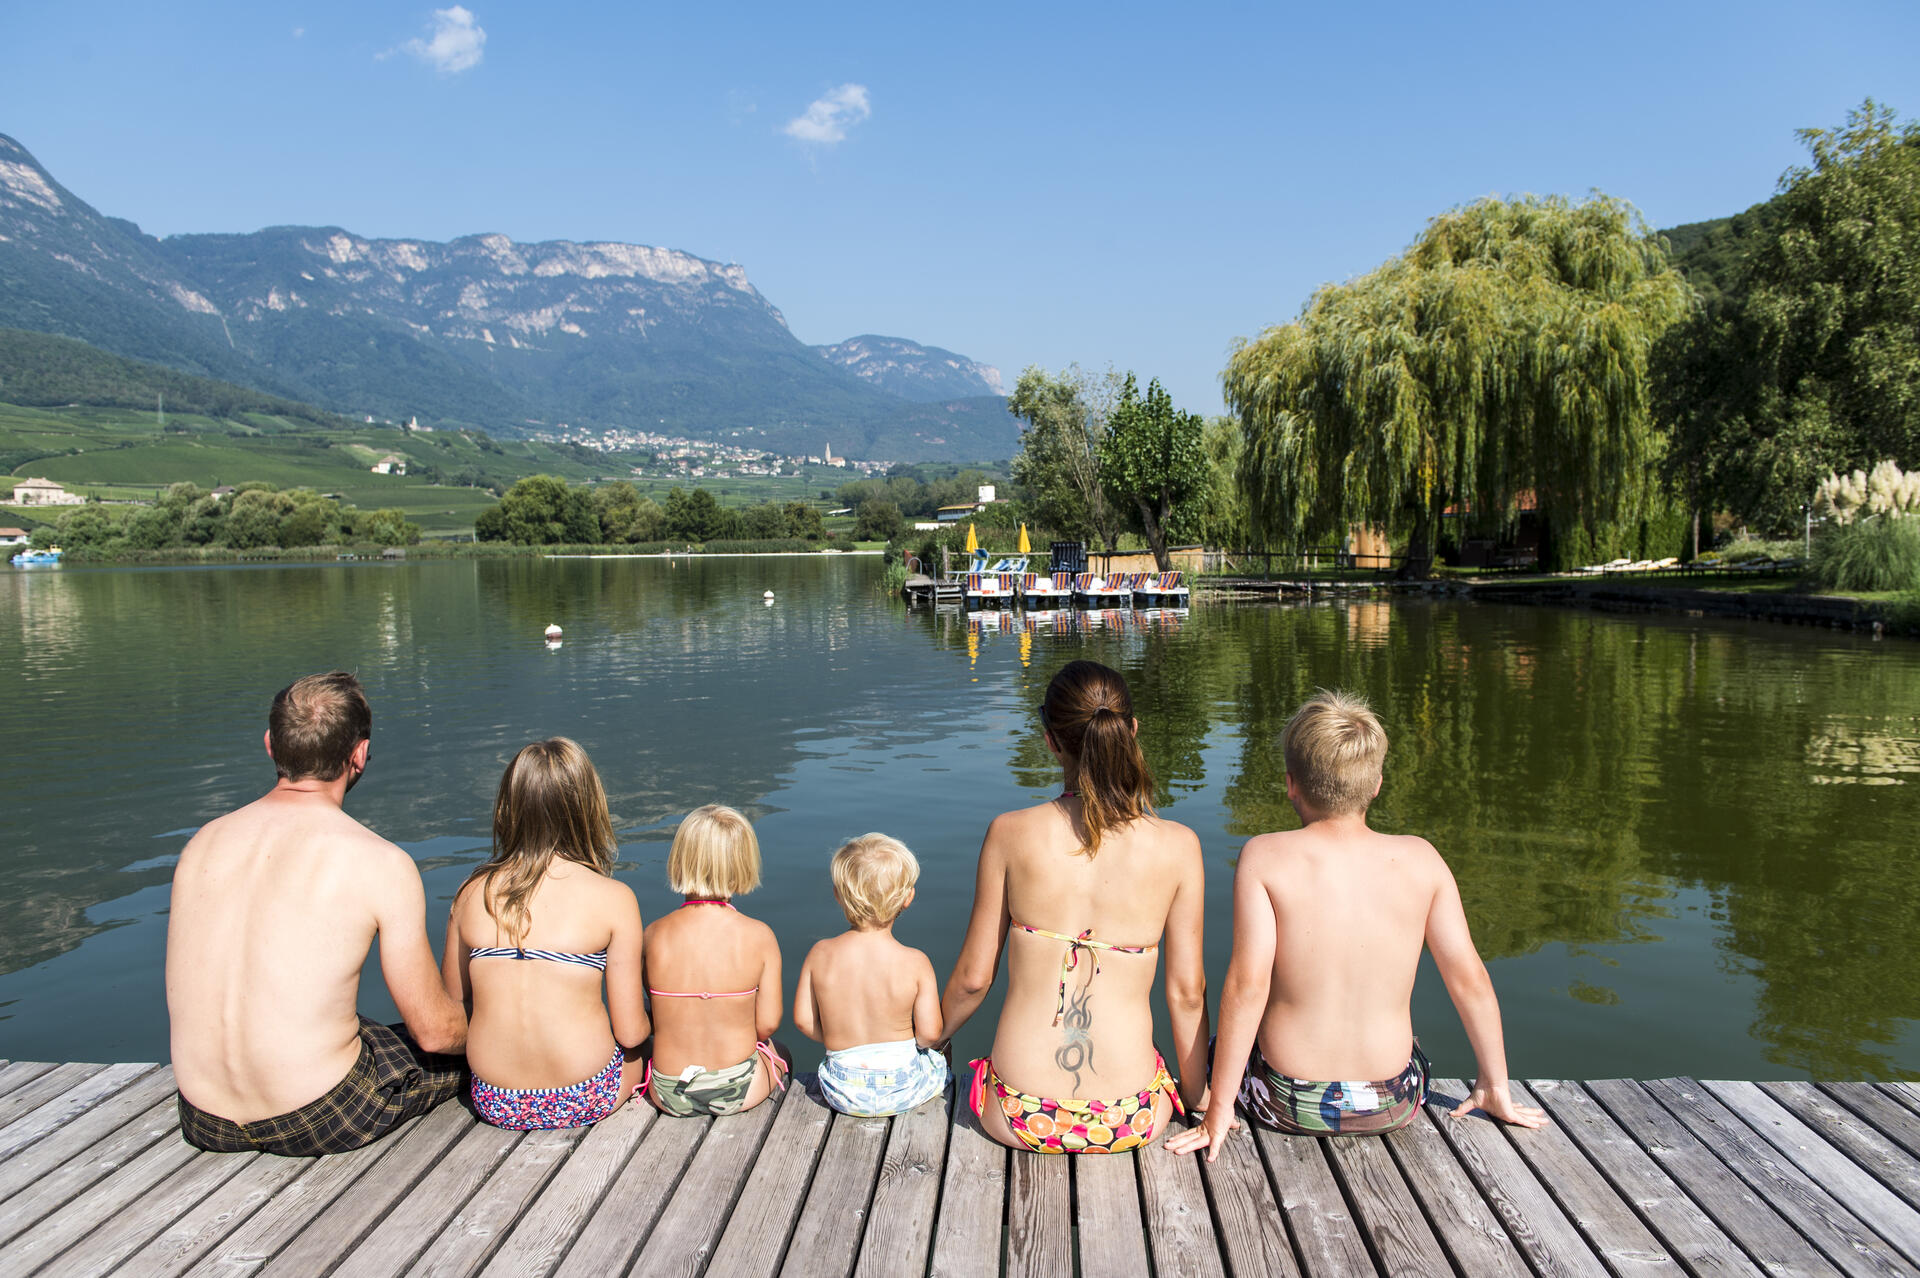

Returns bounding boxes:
[1239,829,1299,865]
[986,801,1051,841]
[1143,812,1201,852]
[1385,832,1446,871]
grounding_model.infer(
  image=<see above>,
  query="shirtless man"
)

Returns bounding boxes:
[167,671,468,1156]
[1170,690,1543,1158]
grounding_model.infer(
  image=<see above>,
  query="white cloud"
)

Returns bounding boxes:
[397,6,486,74]
[292,26,305,38]
[784,84,870,145]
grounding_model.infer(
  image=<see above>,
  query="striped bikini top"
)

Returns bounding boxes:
[468,944,609,972]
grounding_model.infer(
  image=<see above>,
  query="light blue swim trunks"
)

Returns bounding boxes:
[816,1039,949,1117]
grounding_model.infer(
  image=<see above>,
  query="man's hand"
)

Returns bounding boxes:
[1449,1080,1547,1128]
[1163,1106,1240,1161]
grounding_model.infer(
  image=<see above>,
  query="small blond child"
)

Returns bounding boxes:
[639,805,789,1117]
[1169,690,1543,1159]
[794,834,950,1116]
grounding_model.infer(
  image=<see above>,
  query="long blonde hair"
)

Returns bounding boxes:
[463,738,617,943]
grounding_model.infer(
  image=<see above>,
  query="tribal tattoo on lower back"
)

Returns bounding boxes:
[1054,984,1095,1093]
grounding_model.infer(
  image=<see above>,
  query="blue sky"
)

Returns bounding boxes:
[3,0,1918,414]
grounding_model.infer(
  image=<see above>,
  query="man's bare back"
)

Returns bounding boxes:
[167,676,465,1133]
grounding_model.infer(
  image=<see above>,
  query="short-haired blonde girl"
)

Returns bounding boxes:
[443,738,649,1129]
[640,805,789,1116]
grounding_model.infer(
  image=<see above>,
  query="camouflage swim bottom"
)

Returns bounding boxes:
[1222,1037,1429,1136]
[645,1041,786,1117]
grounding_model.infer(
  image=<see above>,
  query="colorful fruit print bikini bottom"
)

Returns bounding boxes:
[969,1053,1184,1153]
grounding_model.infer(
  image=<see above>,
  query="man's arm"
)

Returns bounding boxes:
[1425,854,1543,1128]
[373,848,468,1054]
[1168,841,1273,1159]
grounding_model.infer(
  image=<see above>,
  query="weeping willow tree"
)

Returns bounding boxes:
[1225,194,1693,569]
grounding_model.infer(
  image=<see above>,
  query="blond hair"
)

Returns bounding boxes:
[1282,690,1388,815]
[464,738,617,944]
[667,804,761,898]
[831,834,919,929]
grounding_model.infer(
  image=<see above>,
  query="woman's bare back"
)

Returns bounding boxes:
[989,798,1198,1099]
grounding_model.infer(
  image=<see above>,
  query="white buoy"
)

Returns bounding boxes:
[544,623,563,639]
[763,590,775,600]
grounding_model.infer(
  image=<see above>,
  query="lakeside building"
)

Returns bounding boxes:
[10,477,84,507]
[370,455,408,476]
[935,484,1002,523]
[0,526,28,545]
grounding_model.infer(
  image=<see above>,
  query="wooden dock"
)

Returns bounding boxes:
[2,1061,1918,1276]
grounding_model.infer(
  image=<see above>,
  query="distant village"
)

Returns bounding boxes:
[533,424,894,481]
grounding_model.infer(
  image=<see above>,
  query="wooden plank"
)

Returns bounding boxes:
[550,1113,711,1278]
[1885,1083,1920,1116]
[194,1122,415,1275]
[329,1122,525,1278]
[113,1150,314,1277]
[1819,1083,1920,1165]
[0,1067,177,1207]
[1137,1129,1229,1278]
[853,1094,951,1278]
[1701,1079,1920,1263]
[479,1102,659,1278]
[1772,1082,1920,1211]
[629,1098,782,1278]
[1636,1078,1906,1278]
[1003,1149,1070,1278]
[1194,1118,1302,1278]
[0,1060,58,1099]
[707,1086,833,1278]
[1252,1127,1374,1278]
[1073,1151,1151,1278]
[0,1061,156,1163]
[1529,1080,1760,1278]
[1492,1081,1676,1277]
[0,1113,200,1270]
[1324,1130,1456,1276]
[926,1109,1006,1278]
[259,1100,477,1277]
[406,1125,587,1277]
[0,1062,107,1130]
[1425,1077,1609,1277]
[21,1146,259,1277]
[779,1111,890,1278]
[1379,1100,1530,1276]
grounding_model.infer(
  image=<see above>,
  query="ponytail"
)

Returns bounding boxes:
[1042,661,1154,856]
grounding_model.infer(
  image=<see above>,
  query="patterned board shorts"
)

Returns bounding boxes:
[471,1046,625,1130]
[178,1016,466,1157]
[816,1040,948,1117]
[1224,1037,1429,1136]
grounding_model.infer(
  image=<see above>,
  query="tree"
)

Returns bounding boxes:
[593,482,664,544]
[662,487,732,542]
[854,499,904,543]
[358,508,422,546]
[1099,374,1208,570]
[1663,101,1920,532]
[1226,194,1692,571]
[1008,365,1126,552]
[481,475,597,545]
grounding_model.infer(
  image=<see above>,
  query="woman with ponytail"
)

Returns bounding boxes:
[442,739,649,1129]
[940,660,1210,1152]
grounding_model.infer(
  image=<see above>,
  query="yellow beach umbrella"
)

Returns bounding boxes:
[1017,522,1031,554]
[964,522,979,554]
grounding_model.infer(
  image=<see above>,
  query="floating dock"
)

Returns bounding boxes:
[1,1059,1917,1275]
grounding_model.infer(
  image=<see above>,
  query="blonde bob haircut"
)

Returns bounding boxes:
[667,804,761,899]
[831,833,920,929]
[1282,689,1388,816]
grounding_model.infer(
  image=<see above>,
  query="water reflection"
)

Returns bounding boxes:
[2,561,1917,1079]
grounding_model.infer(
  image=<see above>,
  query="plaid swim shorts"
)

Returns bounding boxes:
[178,1016,466,1157]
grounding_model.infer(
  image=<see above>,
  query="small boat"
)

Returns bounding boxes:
[11,545,62,566]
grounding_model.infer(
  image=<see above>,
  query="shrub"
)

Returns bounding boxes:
[1810,518,1920,592]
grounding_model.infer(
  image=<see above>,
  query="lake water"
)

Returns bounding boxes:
[3,556,1918,1081]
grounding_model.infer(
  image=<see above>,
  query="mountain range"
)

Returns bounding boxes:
[0,133,1014,461]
